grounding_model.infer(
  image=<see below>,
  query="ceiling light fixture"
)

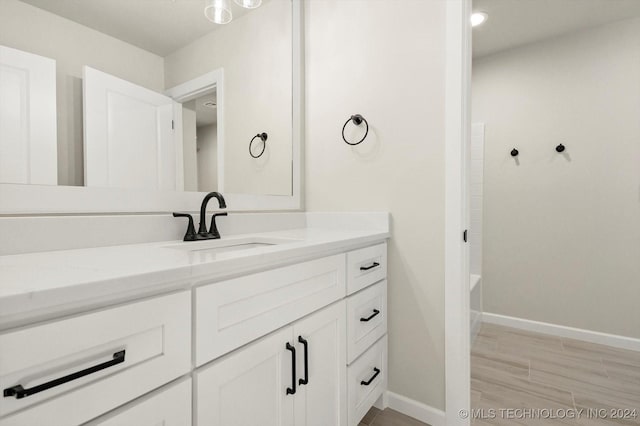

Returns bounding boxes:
[204,0,232,25]
[471,12,488,27]
[234,0,262,9]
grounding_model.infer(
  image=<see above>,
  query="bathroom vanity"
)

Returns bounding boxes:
[0,218,389,426]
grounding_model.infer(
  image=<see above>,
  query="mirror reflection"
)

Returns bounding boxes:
[0,0,293,196]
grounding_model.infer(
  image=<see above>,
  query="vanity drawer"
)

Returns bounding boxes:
[195,254,346,366]
[348,335,387,426]
[346,243,387,295]
[0,292,191,426]
[346,280,387,364]
[85,378,191,426]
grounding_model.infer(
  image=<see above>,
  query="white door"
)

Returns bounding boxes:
[196,326,295,426]
[83,66,183,190]
[0,45,57,185]
[87,379,191,426]
[293,302,347,426]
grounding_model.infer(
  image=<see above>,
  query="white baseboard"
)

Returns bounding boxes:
[482,312,640,352]
[385,391,446,426]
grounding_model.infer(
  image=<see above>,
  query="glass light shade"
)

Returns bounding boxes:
[234,0,262,9]
[205,0,232,24]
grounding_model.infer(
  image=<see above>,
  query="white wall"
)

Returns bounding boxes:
[305,0,446,410]
[197,124,218,192]
[164,0,292,196]
[473,18,640,338]
[0,0,165,187]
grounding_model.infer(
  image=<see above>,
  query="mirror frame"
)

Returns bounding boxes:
[0,0,303,214]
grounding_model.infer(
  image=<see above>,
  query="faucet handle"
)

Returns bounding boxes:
[209,212,228,240]
[173,213,197,241]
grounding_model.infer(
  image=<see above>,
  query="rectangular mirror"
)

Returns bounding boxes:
[0,0,299,212]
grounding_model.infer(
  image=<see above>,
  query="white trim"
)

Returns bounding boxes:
[0,0,303,214]
[444,0,472,425]
[166,68,226,194]
[165,69,221,103]
[482,312,640,352]
[386,391,446,426]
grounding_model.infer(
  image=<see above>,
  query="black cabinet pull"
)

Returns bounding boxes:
[285,342,296,395]
[360,309,381,322]
[3,350,126,400]
[360,367,381,386]
[360,262,380,271]
[298,336,309,386]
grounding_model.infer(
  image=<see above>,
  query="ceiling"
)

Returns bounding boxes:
[472,0,640,58]
[19,0,261,56]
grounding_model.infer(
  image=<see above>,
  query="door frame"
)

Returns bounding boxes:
[444,0,472,425]
[165,68,225,193]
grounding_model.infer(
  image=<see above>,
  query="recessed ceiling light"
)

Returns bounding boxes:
[471,12,488,27]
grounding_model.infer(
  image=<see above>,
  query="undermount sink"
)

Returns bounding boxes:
[162,236,300,255]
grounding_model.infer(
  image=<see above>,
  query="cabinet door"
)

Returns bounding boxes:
[293,301,347,426]
[197,326,295,426]
[87,379,191,426]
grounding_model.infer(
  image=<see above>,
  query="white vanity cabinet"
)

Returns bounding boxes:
[0,240,388,426]
[0,292,191,426]
[195,254,346,366]
[196,242,388,426]
[86,379,192,426]
[197,301,346,426]
[344,243,389,425]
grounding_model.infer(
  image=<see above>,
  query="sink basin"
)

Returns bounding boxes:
[162,236,300,256]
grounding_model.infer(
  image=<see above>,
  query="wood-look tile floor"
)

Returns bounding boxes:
[359,407,430,426]
[471,322,640,425]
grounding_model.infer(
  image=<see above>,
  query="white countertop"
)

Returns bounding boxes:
[0,227,388,329]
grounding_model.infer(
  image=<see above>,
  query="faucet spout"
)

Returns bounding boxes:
[198,192,227,236]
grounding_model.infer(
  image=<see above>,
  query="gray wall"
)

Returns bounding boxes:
[164,0,292,197]
[304,0,447,410]
[197,124,218,192]
[473,17,640,338]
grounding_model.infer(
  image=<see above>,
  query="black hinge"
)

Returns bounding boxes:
[463,229,468,243]
[171,120,174,130]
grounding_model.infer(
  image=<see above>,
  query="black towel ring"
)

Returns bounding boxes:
[249,133,268,158]
[342,114,369,146]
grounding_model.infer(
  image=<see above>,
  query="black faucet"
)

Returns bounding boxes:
[198,192,227,239]
[173,192,227,241]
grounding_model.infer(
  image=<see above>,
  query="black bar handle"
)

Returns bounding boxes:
[298,336,309,386]
[360,367,381,386]
[360,309,381,322]
[286,342,296,395]
[360,262,380,271]
[3,350,126,400]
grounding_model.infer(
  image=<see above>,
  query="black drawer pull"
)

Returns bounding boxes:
[3,350,126,400]
[360,262,380,271]
[360,309,380,322]
[298,336,309,386]
[286,342,296,395]
[360,367,381,386]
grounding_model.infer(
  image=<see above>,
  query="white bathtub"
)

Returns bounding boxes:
[470,274,482,343]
